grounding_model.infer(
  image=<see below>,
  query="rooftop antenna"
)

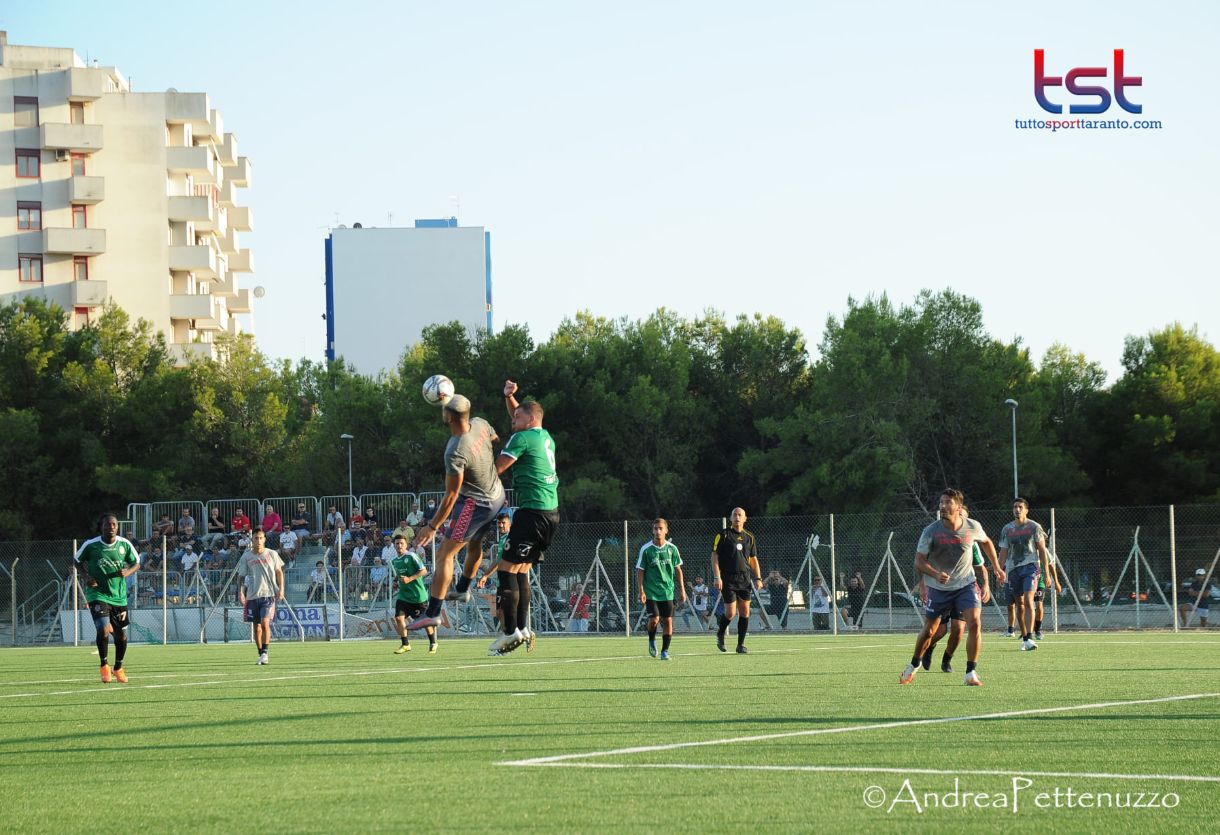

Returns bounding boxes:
[448,194,460,220]
[387,211,393,226]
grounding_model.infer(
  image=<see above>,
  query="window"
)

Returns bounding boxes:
[17,201,42,231]
[13,96,38,128]
[71,154,87,176]
[70,102,85,125]
[75,307,90,327]
[74,256,90,281]
[72,205,87,229]
[19,254,43,283]
[16,149,40,178]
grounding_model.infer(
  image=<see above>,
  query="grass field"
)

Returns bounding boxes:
[2,632,1218,833]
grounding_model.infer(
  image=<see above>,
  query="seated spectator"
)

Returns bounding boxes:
[290,502,314,542]
[214,539,231,565]
[204,507,227,546]
[153,513,175,541]
[380,537,396,565]
[202,548,223,571]
[369,556,389,591]
[363,506,379,531]
[324,504,345,531]
[144,547,162,573]
[391,519,415,543]
[307,561,328,603]
[349,507,365,530]
[278,528,299,563]
[179,542,201,574]
[177,507,196,538]
[405,502,424,528]
[350,541,369,567]
[261,504,283,535]
[230,507,252,536]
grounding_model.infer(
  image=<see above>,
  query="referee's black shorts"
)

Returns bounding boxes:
[504,508,560,565]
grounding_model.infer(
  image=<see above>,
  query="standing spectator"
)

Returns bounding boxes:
[690,576,711,628]
[204,507,226,547]
[261,504,283,535]
[306,561,328,603]
[765,570,791,629]
[405,502,425,528]
[290,502,314,543]
[844,571,866,630]
[176,507,196,538]
[568,584,591,633]
[278,528,299,564]
[810,576,831,631]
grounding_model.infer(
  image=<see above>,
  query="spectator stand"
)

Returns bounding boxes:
[1096,526,1174,628]
[357,492,418,535]
[260,495,316,540]
[320,494,358,535]
[151,500,206,546]
[206,497,260,542]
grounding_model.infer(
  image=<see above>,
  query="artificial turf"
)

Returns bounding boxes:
[1,632,1217,833]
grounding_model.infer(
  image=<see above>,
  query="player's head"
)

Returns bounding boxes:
[250,526,266,551]
[392,532,410,554]
[938,489,965,519]
[497,510,512,533]
[443,394,471,427]
[652,518,668,542]
[97,512,119,541]
[729,507,747,530]
[512,399,544,431]
[1013,497,1029,521]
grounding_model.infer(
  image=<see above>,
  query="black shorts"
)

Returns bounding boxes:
[722,580,753,604]
[646,599,675,618]
[89,601,128,632]
[395,599,427,619]
[1034,588,1045,603]
[504,508,560,565]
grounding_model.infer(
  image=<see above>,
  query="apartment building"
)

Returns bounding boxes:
[0,32,254,364]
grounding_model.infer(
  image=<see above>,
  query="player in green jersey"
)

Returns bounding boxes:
[73,512,140,683]
[490,380,560,656]
[390,534,436,654]
[636,519,686,660]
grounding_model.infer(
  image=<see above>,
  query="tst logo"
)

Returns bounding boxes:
[1034,49,1142,115]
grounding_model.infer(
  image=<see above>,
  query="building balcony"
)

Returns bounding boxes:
[227,205,252,231]
[227,316,243,337]
[165,92,211,127]
[170,294,225,330]
[218,228,238,255]
[168,195,216,230]
[40,123,104,153]
[68,68,106,101]
[228,288,252,313]
[69,175,105,204]
[219,133,238,166]
[201,108,222,141]
[210,273,237,298]
[218,179,236,206]
[166,145,216,183]
[228,248,253,273]
[71,279,109,307]
[44,227,106,255]
[224,156,251,187]
[168,244,218,278]
[169,342,216,365]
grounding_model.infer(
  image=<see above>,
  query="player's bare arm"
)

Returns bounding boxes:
[676,565,687,605]
[981,539,1006,585]
[503,379,519,418]
[636,568,646,604]
[275,565,285,600]
[976,565,991,605]
[749,556,763,590]
[915,552,950,585]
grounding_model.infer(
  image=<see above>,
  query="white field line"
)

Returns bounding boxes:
[0,644,843,700]
[517,762,1220,783]
[503,692,1220,766]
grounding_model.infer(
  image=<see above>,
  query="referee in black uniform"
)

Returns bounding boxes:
[711,507,762,653]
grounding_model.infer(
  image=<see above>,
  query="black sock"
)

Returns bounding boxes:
[96,631,110,665]
[737,615,749,646]
[516,573,531,631]
[661,633,671,652]
[1035,618,1043,632]
[113,631,127,668]
[425,596,444,619]
[428,630,436,647]
[497,571,518,634]
[455,575,472,594]
[966,661,977,673]
[717,615,729,639]
[911,655,923,667]
[648,623,657,641]
[401,636,409,646]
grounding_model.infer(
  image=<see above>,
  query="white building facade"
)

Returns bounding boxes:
[0,33,254,364]
[325,218,493,375]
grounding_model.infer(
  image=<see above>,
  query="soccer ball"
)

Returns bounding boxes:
[421,374,455,406]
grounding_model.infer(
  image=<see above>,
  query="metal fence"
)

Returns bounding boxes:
[3,504,1218,647]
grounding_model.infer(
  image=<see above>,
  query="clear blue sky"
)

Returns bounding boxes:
[9,1,1218,380]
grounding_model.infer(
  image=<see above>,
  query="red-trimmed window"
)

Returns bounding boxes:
[72,204,87,229]
[19,254,43,283]
[16,149,40,178]
[75,307,90,327]
[17,201,42,231]
[71,153,87,176]
[14,96,38,128]
[70,102,85,125]
[74,256,90,281]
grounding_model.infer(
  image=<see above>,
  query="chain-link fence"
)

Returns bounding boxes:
[4,505,1218,646]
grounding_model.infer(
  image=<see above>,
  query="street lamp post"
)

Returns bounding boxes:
[1004,399,1019,499]
[338,433,354,642]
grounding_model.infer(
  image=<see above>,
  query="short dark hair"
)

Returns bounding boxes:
[251,526,265,535]
[392,533,408,543]
[516,400,544,420]
[1014,497,1030,509]
[940,488,965,505]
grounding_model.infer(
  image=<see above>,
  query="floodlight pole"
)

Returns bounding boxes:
[1005,399,1019,499]
[340,434,354,507]
[339,433,354,642]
